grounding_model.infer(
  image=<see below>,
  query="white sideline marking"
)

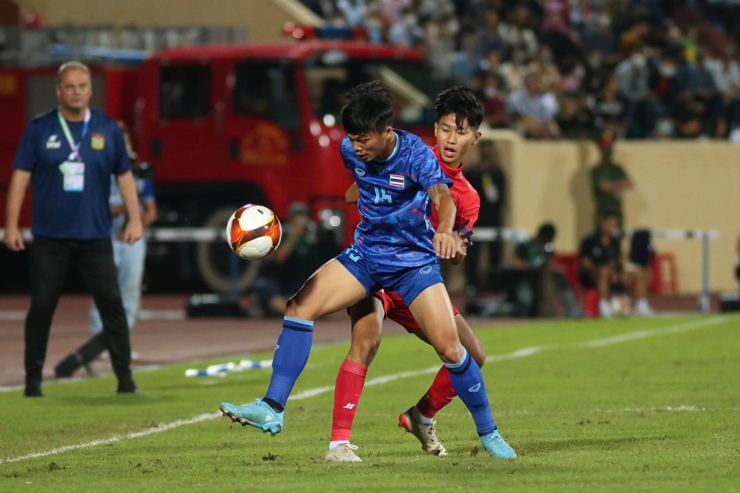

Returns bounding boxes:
[0,310,26,321]
[0,309,186,322]
[139,309,186,321]
[584,317,726,348]
[0,316,727,465]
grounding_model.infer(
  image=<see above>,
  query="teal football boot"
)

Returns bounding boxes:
[219,399,284,436]
[480,430,517,459]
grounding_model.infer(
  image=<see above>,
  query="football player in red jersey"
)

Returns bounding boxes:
[326,87,513,462]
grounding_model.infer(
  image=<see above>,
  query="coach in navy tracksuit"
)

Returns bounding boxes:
[3,61,142,397]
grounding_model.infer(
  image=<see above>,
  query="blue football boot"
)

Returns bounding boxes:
[219,399,284,436]
[480,430,517,459]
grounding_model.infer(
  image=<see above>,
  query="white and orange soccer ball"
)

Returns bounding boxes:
[226,204,282,260]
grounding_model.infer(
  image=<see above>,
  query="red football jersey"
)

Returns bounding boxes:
[429,145,481,233]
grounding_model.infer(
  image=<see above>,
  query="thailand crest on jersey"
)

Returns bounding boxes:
[389,174,405,188]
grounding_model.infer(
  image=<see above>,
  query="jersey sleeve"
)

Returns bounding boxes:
[409,145,452,190]
[340,137,354,170]
[456,184,480,232]
[111,124,132,175]
[13,123,38,172]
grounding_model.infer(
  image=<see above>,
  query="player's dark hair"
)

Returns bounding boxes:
[435,86,484,131]
[341,81,394,135]
[537,223,556,243]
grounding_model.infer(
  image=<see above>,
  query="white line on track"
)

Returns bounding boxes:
[0,316,727,465]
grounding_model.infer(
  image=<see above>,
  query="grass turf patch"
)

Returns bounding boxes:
[1,316,738,492]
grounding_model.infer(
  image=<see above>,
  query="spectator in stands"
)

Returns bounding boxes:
[616,48,660,137]
[675,52,721,137]
[531,45,563,94]
[540,13,582,69]
[706,47,740,138]
[302,0,740,143]
[451,30,483,85]
[388,6,422,47]
[499,46,530,92]
[481,71,508,128]
[507,72,561,138]
[250,202,321,317]
[377,0,412,23]
[465,140,506,293]
[512,223,584,318]
[557,92,593,139]
[499,5,539,59]
[590,130,632,226]
[588,74,626,135]
[337,0,367,27]
[477,10,505,53]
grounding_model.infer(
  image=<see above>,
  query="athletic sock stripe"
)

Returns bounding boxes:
[284,316,314,326]
[447,356,471,375]
[444,349,471,374]
[283,320,314,332]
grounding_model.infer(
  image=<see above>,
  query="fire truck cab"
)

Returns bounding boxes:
[1,38,436,292]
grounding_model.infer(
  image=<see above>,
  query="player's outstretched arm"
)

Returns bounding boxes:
[448,219,471,266]
[428,183,457,259]
[345,182,359,204]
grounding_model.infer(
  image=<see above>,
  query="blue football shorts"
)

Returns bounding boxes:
[335,243,443,306]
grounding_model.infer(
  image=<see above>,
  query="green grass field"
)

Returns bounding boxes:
[1,315,738,492]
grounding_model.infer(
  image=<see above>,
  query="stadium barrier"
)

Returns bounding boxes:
[0,226,718,313]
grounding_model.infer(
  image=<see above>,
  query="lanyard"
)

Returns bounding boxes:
[57,109,90,161]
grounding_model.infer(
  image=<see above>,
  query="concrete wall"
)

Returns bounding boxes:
[474,130,740,294]
[14,0,322,41]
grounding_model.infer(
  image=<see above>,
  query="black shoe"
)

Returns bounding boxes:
[24,384,43,397]
[55,353,84,378]
[117,378,139,394]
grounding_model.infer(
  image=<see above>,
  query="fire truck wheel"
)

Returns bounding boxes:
[197,206,261,293]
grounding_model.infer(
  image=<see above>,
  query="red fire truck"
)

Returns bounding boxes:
[0,37,436,292]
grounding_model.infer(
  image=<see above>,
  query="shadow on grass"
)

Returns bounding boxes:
[54,393,175,406]
[519,435,670,455]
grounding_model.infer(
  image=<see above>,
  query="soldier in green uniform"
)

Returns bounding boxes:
[590,131,632,228]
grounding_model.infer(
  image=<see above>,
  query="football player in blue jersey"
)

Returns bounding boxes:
[219,82,515,460]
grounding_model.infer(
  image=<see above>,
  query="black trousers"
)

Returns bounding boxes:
[25,236,132,385]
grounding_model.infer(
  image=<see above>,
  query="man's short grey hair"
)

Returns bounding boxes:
[57,61,91,85]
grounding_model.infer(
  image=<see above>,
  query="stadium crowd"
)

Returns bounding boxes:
[303,0,740,140]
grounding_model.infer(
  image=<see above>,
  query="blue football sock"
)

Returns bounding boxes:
[263,316,314,408]
[445,348,496,436]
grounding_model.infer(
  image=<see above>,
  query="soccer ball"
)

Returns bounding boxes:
[226,204,282,260]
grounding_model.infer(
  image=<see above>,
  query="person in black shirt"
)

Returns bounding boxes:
[465,140,506,292]
[512,223,584,318]
[579,208,653,317]
[579,209,622,317]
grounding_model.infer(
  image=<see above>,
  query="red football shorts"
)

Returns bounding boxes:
[374,290,460,333]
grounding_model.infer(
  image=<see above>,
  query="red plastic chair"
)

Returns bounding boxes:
[584,289,600,318]
[648,252,678,295]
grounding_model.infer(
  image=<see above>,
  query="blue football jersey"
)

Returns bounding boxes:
[341,130,452,268]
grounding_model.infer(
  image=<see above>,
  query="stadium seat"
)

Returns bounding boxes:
[584,289,600,318]
[649,252,679,295]
[551,253,581,294]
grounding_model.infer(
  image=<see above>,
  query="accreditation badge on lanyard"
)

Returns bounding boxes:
[57,109,90,193]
